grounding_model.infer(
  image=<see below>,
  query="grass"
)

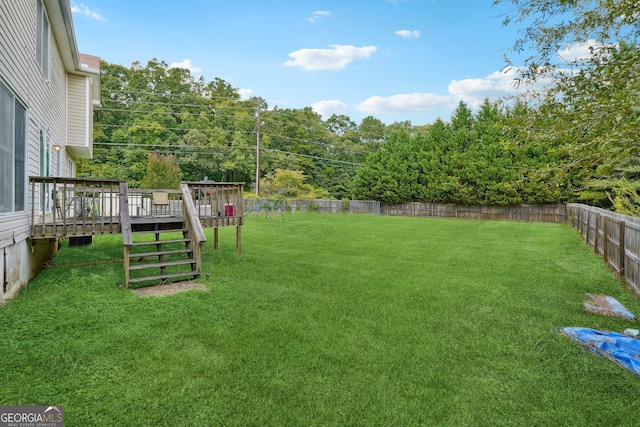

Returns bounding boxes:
[2,213,640,426]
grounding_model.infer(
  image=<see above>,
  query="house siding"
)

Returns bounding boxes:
[0,0,94,300]
[67,73,92,158]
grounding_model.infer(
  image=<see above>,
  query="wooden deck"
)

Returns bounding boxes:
[29,178,245,288]
[29,177,244,240]
[31,215,123,239]
[30,214,188,238]
[30,214,243,239]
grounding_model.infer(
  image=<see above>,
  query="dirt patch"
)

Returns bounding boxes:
[132,281,209,297]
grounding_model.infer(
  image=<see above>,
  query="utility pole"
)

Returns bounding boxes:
[255,98,261,197]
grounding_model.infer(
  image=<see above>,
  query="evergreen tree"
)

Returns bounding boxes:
[141,152,183,189]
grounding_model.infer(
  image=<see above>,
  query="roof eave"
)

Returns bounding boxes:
[44,0,80,73]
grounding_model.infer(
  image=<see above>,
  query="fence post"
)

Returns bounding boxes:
[593,213,600,254]
[620,221,626,280]
[585,209,590,243]
[576,207,581,233]
[603,216,609,266]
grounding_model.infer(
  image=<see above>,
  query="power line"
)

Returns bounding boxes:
[93,123,367,156]
[91,142,365,167]
[94,123,255,134]
[99,99,257,111]
[95,107,251,119]
[262,148,365,166]
[105,88,251,102]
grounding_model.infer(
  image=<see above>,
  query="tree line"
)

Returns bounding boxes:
[353,101,576,205]
[82,59,388,199]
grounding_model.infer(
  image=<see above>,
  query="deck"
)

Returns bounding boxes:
[29,177,244,240]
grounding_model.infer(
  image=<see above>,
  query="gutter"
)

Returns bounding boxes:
[57,0,81,73]
[44,0,96,75]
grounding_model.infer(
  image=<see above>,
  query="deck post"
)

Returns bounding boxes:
[123,246,131,287]
[236,225,241,257]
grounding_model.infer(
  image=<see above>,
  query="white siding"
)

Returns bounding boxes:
[0,0,77,267]
[0,0,74,239]
[67,73,92,158]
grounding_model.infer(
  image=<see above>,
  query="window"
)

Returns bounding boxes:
[39,129,52,213]
[36,0,49,79]
[0,82,27,214]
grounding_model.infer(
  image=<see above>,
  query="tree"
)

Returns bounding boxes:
[260,169,329,199]
[495,0,640,207]
[324,114,356,135]
[450,101,474,132]
[358,116,386,146]
[83,58,383,197]
[353,103,574,205]
[353,131,424,203]
[141,152,183,189]
[495,0,639,80]
[578,156,640,209]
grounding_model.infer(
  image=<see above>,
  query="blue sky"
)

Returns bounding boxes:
[71,0,531,125]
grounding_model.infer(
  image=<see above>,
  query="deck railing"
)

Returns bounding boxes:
[126,188,184,217]
[184,181,244,228]
[30,176,125,238]
[29,177,245,239]
[181,182,207,275]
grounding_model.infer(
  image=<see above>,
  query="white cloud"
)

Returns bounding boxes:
[557,39,603,63]
[71,3,106,21]
[238,88,253,100]
[355,93,455,115]
[284,45,377,71]
[395,30,420,39]
[354,68,529,115]
[448,68,523,108]
[169,59,202,74]
[312,100,348,118]
[308,10,331,23]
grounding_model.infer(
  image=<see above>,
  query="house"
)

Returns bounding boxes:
[0,0,100,300]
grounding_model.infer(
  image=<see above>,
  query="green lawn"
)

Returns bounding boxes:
[2,213,640,426]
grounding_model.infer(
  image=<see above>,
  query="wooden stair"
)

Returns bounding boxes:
[125,217,199,287]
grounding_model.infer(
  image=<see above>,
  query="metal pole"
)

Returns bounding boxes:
[256,98,261,197]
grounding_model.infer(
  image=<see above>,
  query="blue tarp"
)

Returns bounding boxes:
[583,293,636,321]
[561,327,640,375]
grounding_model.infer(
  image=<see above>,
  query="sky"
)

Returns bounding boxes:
[70,0,534,126]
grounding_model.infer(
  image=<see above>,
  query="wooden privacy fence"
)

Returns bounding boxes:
[380,203,566,222]
[244,199,382,215]
[567,203,640,297]
[244,199,567,222]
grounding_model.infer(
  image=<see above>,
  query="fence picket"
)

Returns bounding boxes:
[567,204,640,298]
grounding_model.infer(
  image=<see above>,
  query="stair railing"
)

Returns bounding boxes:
[181,182,207,278]
[120,182,133,287]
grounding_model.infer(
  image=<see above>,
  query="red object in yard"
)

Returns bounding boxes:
[224,204,236,216]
